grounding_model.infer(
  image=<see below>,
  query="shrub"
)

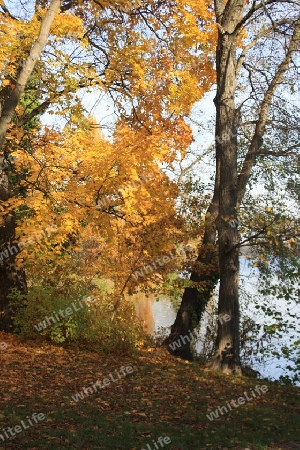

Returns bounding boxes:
[80,299,145,355]
[10,284,146,355]
[10,284,89,343]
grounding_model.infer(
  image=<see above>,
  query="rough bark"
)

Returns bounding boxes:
[0,213,27,332]
[164,0,243,364]
[0,0,61,332]
[205,0,244,374]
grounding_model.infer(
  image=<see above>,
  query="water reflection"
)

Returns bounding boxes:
[130,293,177,334]
[128,293,155,334]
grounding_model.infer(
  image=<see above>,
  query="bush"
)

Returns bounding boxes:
[10,284,89,343]
[10,284,146,355]
[80,299,145,355]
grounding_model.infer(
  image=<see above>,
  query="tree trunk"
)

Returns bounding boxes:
[165,0,244,368]
[163,166,220,361]
[206,1,298,375]
[0,153,28,331]
[205,0,245,374]
[0,213,28,332]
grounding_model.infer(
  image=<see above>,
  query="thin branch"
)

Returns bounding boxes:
[178,145,214,185]
[237,16,300,206]
[236,19,295,74]
[0,1,17,19]
[235,0,299,32]
[258,144,299,157]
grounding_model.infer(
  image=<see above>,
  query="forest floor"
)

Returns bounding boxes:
[0,331,299,450]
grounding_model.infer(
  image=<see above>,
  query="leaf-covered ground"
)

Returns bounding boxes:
[0,331,299,450]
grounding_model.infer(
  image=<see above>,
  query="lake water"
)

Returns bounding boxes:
[133,258,299,385]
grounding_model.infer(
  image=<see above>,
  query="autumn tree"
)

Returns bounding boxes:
[0,0,63,331]
[165,1,300,372]
[0,0,215,331]
[0,0,103,331]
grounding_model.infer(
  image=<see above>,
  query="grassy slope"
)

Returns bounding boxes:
[0,332,299,450]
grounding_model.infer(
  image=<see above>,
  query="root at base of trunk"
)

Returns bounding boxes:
[164,340,194,362]
[207,345,242,375]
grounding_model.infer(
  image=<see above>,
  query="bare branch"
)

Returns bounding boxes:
[237,17,300,206]
[235,0,299,32]
[236,19,296,74]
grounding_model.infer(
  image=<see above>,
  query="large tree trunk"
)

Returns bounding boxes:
[0,212,28,332]
[206,0,299,374]
[209,33,240,372]
[163,165,220,361]
[165,0,244,367]
[205,0,244,374]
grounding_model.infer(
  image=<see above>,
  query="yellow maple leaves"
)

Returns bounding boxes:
[51,11,84,38]
[10,112,185,295]
[0,0,217,299]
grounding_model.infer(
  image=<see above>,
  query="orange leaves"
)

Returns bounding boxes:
[0,0,218,300]
[173,117,194,151]
[180,0,213,21]
[11,111,186,296]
